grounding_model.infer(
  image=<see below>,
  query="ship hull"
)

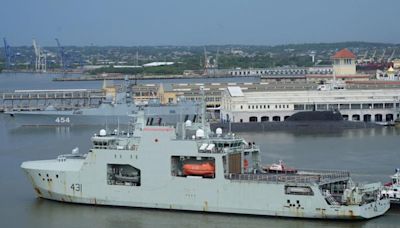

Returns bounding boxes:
[6,103,198,126]
[7,112,196,126]
[21,160,389,220]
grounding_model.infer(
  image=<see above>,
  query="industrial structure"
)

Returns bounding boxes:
[3,38,15,69]
[55,38,67,71]
[32,39,47,72]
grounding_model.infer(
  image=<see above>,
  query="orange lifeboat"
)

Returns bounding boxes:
[183,162,215,177]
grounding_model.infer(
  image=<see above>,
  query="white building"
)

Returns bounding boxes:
[221,87,400,123]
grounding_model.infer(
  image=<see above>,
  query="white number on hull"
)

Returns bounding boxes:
[70,184,82,192]
[55,117,70,123]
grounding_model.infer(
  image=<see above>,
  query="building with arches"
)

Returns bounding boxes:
[221,87,400,123]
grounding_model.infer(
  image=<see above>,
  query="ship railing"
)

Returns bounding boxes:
[198,144,260,154]
[227,173,317,184]
[226,171,350,184]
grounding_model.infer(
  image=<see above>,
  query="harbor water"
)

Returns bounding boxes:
[1,73,400,227]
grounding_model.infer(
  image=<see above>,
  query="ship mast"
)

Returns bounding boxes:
[200,86,207,138]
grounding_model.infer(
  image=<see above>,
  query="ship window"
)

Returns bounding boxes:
[287,199,290,204]
[285,185,314,196]
[107,164,141,186]
[56,174,59,178]
[171,156,215,179]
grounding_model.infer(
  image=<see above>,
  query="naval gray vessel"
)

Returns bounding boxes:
[21,95,390,219]
[6,81,199,127]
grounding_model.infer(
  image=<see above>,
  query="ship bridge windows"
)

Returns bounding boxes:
[92,138,117,149]
[203,140,243,153]
[171,156,215,179]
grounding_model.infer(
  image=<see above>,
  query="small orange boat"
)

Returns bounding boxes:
[183,162,215,177]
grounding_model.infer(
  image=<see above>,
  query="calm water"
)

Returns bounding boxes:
[0,73,400,227]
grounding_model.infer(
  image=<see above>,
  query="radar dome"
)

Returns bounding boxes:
[185,120,192,127]
[195,129,205,138]
[99,129,107,136]
[216,128,222,135]
[72,147,79,155]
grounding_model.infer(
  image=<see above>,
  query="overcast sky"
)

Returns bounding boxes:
[1,0,399,46]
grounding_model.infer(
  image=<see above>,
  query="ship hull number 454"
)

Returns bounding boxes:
[55,117,70,123]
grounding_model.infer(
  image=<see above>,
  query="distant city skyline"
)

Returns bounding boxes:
[1,0,399,46]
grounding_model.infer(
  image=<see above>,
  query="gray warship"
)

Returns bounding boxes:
[6,82,199,127]
[21,91,390,220]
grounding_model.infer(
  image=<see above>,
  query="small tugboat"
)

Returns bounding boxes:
[21,88,390,219]
[381,169,400,205]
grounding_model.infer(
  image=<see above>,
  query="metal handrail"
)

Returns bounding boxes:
[226,171,350,184]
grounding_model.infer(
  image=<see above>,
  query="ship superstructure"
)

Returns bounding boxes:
[382,169,400,204]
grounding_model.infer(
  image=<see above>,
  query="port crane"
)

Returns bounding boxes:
[3,38,15,69]
[32,39,47,72]
[55,38,67,71]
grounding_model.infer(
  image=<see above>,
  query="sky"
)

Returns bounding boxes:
[1,0,399,46]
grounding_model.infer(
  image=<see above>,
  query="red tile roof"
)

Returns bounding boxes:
[332,48,356,59]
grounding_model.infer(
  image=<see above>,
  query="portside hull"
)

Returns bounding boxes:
[7,112,196,126]
[22,165,390,220]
